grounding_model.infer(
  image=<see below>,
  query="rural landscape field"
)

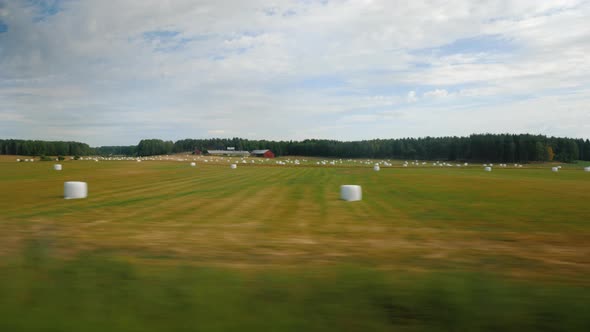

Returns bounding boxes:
[1,155,589,331]
[3,0,590,330]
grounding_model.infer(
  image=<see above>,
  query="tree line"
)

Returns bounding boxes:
[134,134,590,163]
[94,145,138,156]
[2,134,590,163]
[0,139,93,157]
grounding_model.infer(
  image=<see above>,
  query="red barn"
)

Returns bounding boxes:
[193,149,202,155]
[251,149,275,158]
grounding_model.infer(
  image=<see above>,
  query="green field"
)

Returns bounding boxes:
[1,156,589,331]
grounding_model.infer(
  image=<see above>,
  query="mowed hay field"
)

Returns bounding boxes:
[1,156,590,331]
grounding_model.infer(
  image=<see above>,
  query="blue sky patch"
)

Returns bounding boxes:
[141,30,209,53]
[142,30,180,42]
[413,34,515,56]
[27,0,63,21]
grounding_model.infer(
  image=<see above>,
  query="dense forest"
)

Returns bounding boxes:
[2,134,590,163]
[142,134,590,163]
[94,145,138,156]
[0,139,93,157]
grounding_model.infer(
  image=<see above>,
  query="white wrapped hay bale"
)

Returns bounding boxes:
[54,164,62,171]
[64,181,88,199]
[373,165,380,171]
[230,164,237,169]
[190,162,196,167]
[552,167,559,172]
[340,185,362,201]
[584,166,590,172]
[484,166,492,172]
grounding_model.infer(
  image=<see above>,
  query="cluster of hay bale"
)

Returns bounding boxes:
[47,153,590,206]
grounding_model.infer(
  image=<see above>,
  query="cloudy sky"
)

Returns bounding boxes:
[1,0,589,146]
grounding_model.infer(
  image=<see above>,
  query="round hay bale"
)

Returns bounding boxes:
[584,166,590,172]
[373,165,380,171]
[552,167,559,172]
[190,162,196,167]
[54,164,62,171]
[484,166,492,172]
[230,164,237,169]
[340,185,362,201]
[64,181,88,199]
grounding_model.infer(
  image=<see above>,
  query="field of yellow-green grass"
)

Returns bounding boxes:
[1,155,589,331]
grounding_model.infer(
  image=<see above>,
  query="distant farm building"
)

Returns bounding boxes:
[193,149,202,155]
[251,149,275,158]
[207,150,250,157]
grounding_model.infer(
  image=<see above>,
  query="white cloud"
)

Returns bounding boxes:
[406,91,418,103]
[0,0,589,145]
[424,89,450,99]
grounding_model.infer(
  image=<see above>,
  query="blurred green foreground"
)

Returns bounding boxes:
[1,242,588,332]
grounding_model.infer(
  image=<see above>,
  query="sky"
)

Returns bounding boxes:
[0,0,589,146]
